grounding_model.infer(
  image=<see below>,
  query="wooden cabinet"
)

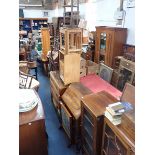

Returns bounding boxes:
[81,91,118,155]
[49,71,67,122]
[111,57,135,91]
[41,28,51,61]
[101,117,135,155]
[61,83,92,146]
[59,50,81,85]
[95,26,127,68]
[19,90,48,155]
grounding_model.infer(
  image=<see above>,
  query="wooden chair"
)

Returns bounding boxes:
[27,61,38,80]
[121,82,135,105]
[19,71,40,90]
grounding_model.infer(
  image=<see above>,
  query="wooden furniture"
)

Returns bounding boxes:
[49,71,67,122]
[61,83,92,148]
[95,26,127,67]
[121,83,135,105]
[59,50,81,85]
[99,63,113,83]
[19,61,29,74]
[101,117,135,155]
[19,90,48,155]
[80,57,86,77]
[60,28,82,54]
[63,0,79,27]
[41,28,51,61]
[86,60,99,75]
[19,71,40,90]
[80,74,122,99]
[81,91,118,155]
[111,57,135,91]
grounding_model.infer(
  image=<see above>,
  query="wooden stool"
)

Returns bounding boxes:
[28,61,38,80]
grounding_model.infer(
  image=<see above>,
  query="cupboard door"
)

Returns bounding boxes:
[61,103,72,139]
[105,31,113,67]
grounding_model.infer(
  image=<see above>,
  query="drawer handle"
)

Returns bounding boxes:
[28,123,32,126]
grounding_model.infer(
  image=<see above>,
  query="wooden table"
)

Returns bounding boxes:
[19,90,48,155]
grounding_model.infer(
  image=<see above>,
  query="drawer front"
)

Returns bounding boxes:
[61,103,72,139]
[120,60,135,71]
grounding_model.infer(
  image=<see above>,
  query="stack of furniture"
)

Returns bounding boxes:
[60,83,92,150]
[59,27,82,85]
[95,26,127,68]
[50,71,67,123]
[63,0,79,28]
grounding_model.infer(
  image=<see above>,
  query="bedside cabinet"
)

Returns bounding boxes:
[81,91,118,155]
[101,117,135,155]
[50,71,67,122]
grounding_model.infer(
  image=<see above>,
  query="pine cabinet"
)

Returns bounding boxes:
[95,26,127,68]
[41,28,51,61]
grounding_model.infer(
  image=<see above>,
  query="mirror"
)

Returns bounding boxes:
[100,32,106,50]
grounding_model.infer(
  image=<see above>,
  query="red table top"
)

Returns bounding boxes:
[80,74,122,100]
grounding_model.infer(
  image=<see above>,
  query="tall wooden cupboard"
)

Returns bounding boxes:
[41,28,51,61]
[95,26,127,68]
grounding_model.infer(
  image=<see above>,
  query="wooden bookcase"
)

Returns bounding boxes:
[81,91,118,155]
[95,26,127,68]
[101,117,135,155]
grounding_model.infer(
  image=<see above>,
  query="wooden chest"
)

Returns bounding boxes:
[19,90,48,155]
[86,60,99,75]
[50,71,67,121]
[61,82,92,146]
[121,109,135,141]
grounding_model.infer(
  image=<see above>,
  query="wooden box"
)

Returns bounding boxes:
[80,68,86,77]
[19,90,48,155]
[121,109,135,141]
[80,57,86,69]
[86,60,99,75]
[61,83,92,145]
[60,28,82,54]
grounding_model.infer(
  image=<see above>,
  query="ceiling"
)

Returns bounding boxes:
[19,0,87,10]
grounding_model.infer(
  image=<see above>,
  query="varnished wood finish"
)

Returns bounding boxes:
[19,90,47,155]
[101,117,135,155]
[41,28,51,61]
[95,26,127,68]
[86,60,99,75]
[81,91,118,155]
[61,83,92,145]
[50,71,67,121]
[62,82,92,120]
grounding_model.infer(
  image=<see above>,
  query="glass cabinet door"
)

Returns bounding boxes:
[99,32,107,62]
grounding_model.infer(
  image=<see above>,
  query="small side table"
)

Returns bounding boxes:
[28,61,38,80]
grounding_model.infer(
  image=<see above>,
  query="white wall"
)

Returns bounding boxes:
[23,0,135,45]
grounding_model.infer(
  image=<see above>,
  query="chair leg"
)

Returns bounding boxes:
[35,67,38,80]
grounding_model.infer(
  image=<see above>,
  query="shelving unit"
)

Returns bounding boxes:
[60,27,82,54]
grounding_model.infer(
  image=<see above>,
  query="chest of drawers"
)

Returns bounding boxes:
[50,71,67,122]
